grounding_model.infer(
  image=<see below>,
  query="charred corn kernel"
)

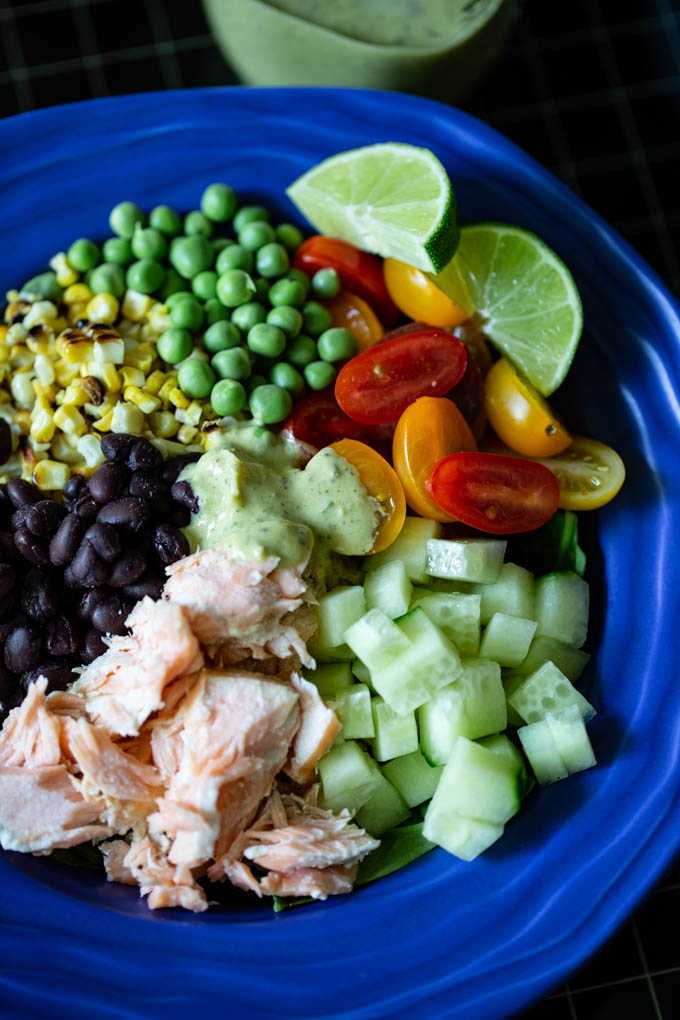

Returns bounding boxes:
[86,293,119,325]
[158,376,178,405]
[25,334,52,356]
[147,410,179,438]
[85,361,121,392]
[50,252,79,287]
[168,387,189,410]
[121,290,154,322]
[120,365,145,388]
[76,433,105,469]
[64,283,93,305]
[54,360,81,388]
[11,372,36,410]
[92,409,114,432]
[54,404,86,437]
[56,331,93,364]
[145,370,165,395]
[175,400,203,427]
[50,434,82,464]
[30,409,56,443]
[14,410,31,435]
[110,401,144,435]
[124,346,154,373]
[93,335,125,364]
[33,459,70,491]
[23,301,58,330]
[177,424,199,445]
[123,385,161,415]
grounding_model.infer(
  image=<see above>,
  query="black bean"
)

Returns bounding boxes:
[0,531,17,563]
[170,506,191,528]
[50,514,88,566]
[127,437,162,473]
[108,548,148,587]
[81,628,108,663]
[72,496,100,522]
[71,541,109,586]
[92,595,132,636]
[45,616,80,657]
[0,591,17,620]
[97,497,149,533]
[153,523,189,566]
[84,522,120,563]
[100,433,137,464]
[129,472,164,501]
[170,480,199,515]
[6,478,40,509]
[122,570,164,602]
[76,587,111,622]
[4,622,42,673]
[21,568,60,621]
[25,499,67,538]
[63,473,87,505]
[0,419,12,467]
[14,528,49,566]
[0,613,28,643]
[24,661,77,693]
[0,562,15,599]
[88,461,128,504]
[10,506,31,531]
[162,453,201,485]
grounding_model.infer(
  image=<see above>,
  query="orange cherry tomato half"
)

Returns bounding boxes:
[426,452,561,535]
[293,236,399,327]
[326,290,384,351]
[484,357,572,457]
[330,438,406,553]
[383,257,467,328]
[393,397,477,522]
[335,328,468,425]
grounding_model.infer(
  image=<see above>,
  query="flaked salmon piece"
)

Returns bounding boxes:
[72,597,203,738]
[100,838,136,884]
[102,834,208,912]
[147,668,299,874]
[63,717,160,803]
[284,673,340,785]
[259,864,357,899]
[0,765,111,852]
[46,690,89,720]
[0,678,62,769]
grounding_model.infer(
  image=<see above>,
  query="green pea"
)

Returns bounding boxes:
[102,237,133,266]
[126,259,165,295]
[170,235,213,279]
[210,378,247,416]
[231,302,266,332]
[253,277,271,303]
[312,267,341,300]
[268,278,306,308]
[191,270,218,301]
[201,183,237,223]
[276,223,304,253]
[216,244,253,274]
[249,384,292,424]
[246,373,268,394]
[256,242,289,279]
[269,362,305,397]
[204,320,242,354]
[212,346,252,382]
[170,297,203,331]
[131,226,168,262]
[285,334,317,368]
[317,327,358,363]
[149,205,182,236]
[301,300,333,337]
[233,205,270,232]
[88,263,126,298]
[247,323,286,359]
[266,305,302,338]
[158,268,186,300]
[304,360,336,391]
[184,210,214,238]
[166,290,194,309]
[213,238,234,256]
[286,268,311,296]
[20,272,63,302]
[238,221,276,252]
[203,298,229,325]
[216,269,256,308]
[109,201,145,239]
[157,327,193,364]
[177,358,216,399]
[67,238,100,272]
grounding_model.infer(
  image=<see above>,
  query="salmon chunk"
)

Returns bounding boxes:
[0,677,62,769]
[101,835,208,912]
[284,673,341,785]
[258,864,357,899]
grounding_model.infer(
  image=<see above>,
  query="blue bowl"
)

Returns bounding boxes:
[1,88,679,1020]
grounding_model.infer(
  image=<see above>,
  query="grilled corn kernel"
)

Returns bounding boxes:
[119,365,145,388]
[63,283,93,306]
[93,335,125,364]
[124,347,154,373]
[59,381,86,406]
[66,303,87,326]
[50,434,82,464]
[177,424,199,445]
[76,433,105,469]
[30,409,56,443]
[11,371,36,410]
[92,409,114,433]
[9,344,35,369]
[7,324,27,344]
[147,410,180,438]
[33,459,70,490]
[33,353,56,386]
[54,360,81,388]
[86,293,119,326]
[158,377,178,405]
[175,400,203,427]
[53,404,87,437]
[110,401,144,435]
[14,410,31,435]
[56,330,93,364]
[50,252,79,287]
[123,385,161,415]
[85,361,121,392]
[168,387,189,410]
[144,370,165,396]
[121,290,154,322]
[144,304,172,337]
[23,301,58,330]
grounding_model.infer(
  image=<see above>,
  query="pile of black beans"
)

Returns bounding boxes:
[0,434,199,719]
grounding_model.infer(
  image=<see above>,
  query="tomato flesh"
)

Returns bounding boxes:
[335,328,468,425]
[426,452,560,534]
[281,390,394,460]
[293,236,399,327]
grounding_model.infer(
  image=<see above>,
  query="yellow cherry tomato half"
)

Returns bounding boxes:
[326,290,384,352]
[484,357,572,457]
[330,438,406,552]
[392,396,477,522]
[383,257,468,328]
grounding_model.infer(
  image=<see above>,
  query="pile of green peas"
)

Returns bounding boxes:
[65,185,360,425]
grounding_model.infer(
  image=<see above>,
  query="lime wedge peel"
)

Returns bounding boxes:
[286,143,458,274]
[430,224,583,396]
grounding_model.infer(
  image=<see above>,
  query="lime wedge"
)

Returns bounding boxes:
[286,143,458,274]
[430,224,583,396]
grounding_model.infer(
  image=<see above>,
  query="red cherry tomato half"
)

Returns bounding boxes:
[281,389,395,460]
[335,328,468,425]
[293,236,399,327]
[425,452,560,535]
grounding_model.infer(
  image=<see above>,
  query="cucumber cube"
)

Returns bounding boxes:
[510,635,591,683]
[344,608,411,674]
[418,658,506,765]
[472,562,535,624]
[423,809,504,862]
[509,661,595,725]
[305,662,353,699]
[517,718,568,785]
[364,560,413,619]
[355,772,410,836]
[477,733,533,800]
[351,658,373,687]
[371,697,419,761]
[367,517,442,582]
[410,591,481,657]
[426,538,506,584]
[318,740,380,814]
[546,705,597,774]
[382,750,443,807]
[479,612,537,667]
[535,571,589,648]
[427,736,521,826]
[332,684,374,739]
[316,585,366,650]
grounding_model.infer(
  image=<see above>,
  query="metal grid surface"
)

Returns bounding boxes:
[1,1,680,1017]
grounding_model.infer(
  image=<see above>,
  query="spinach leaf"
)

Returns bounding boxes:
[49,843,105,871]
[505,509,586,578]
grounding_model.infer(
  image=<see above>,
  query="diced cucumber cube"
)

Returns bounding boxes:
[355,772,410,836]
[423,809,504,862]
[426,538,506,584]
[477,733,534,800]
[472,562,535,624]
[426,736,521,829]
[307,640,354,663]
[345,608,411,673]
[517,718,568,785]
[479,612,537,667]
[410,591,481,657]
[367,517,442,582]
[316,585,366,650]
[535,571,589,648]
[364,560,413,619]
[545,705,597,774]
[351,658,373,687]
[332,684,374,739]
[318,740,380,814]
[371,697,419,761]
[418,658,506,765]
[305,662,353,699]
[382,750,443,807]
[510,635,591,683]
[508,661,595,725]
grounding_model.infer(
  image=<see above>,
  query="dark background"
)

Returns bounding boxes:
[1,1,680,1017]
